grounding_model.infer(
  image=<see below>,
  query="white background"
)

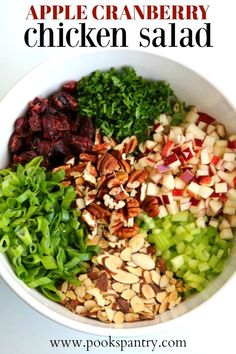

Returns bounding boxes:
[0,1,236,353]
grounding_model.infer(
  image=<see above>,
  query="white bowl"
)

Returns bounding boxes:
[0,49,236,336]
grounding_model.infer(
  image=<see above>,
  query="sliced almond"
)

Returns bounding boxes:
[141,284,155,299]
[61,281,68,293]
[129,234,145,253]
[74,285,86,298]
[125,266,142,276]
[126,261,138,268]
[120,247,132,262]
[113,311,125,324]
[130,295,146,313]
[84,300,98,311]
[132,283,140,293]
[166,284,176,293]
[75,305,87,314]
[87,288,106,307]
[66,290,76,300]
[105,307,116,322]
[112,269,139,284]
[131,253,155,270]
[156,291,167,304]
[112,282,124,293]
[104,255,123,274]
[150,270,161,285]
[160,274,169,288]
[121,289,136,300]
[143,270,152,284]
[124,313,140,322]
[97,310,108,322]
[159,298,169,314]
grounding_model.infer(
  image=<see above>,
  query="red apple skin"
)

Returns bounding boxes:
[172,189,184,197]
[162,140,173,158]
[211,155,220,166]
[199,176,213,185]
[228,140,236,149]
[197,112,216,125]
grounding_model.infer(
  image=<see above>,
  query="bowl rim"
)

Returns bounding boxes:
[0,48,236,336]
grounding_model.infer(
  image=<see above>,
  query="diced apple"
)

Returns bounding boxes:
[213,147,226,158]
[218,171,236,187]
[200,147,210,164]
[186,124,206,140]
[219,219,231,230]
[215,182,228,193]
[209,132,220,139]
[185,110,199,123]
[153,133,163,143]
[206,124,216,134]
[216,123,226,138]
[209,199,223,214]
[179,170,194,184]
[159,114,169,126]
[194,138,203,149]
[215,140,228,148]
[227,188,236,201]
[187,182,201,196]
[162,174,175,190]
[146,182,160,196]
[180,202,192,211]
[223,161,236,172]
[203,135,216,147]
[162,140,174,157]
[209,164,217,176]
[228,215,236,227]
[211,155,220,166]
[164,153,181,169]
[199,176,214,186]
[223,206,235,215]
[197,169,209,177]
[162,193,174,205]
[198,121,207,130]
[166,201,179,215]
[197,112,216,125]
[182,147,195,161]
[144,140,158,151]
[225,199,236,208]
[220,228,233,240]
[149,171,163,184]
[209,218,219,228]
[155,164,170,174]
[228,140,236,149]
[198,185,214,199]
[172,189,184,197]
[196,216,206,228]
[158,205,168,218]
[223,152,235,162]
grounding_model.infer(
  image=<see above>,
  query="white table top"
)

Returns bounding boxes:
[0,1,236,353]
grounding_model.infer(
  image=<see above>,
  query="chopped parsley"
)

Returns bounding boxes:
[77,67,183,142]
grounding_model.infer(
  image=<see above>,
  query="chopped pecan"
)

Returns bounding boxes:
[97,272,109,292]
[107,171,129,188]
[116,224,139,238]
[115,189,129,201]
[87,202,111,219]
[114,136,138,156]
[81,209,97,229]
[126,197,141,218]
[119,159,131,173]
[141,196,159,217]
[97,153,119,176]
[109,211,124,235]
[68,162,87,175]
[92,143,110,154]
[95,129,103,145]
[127,169,149,188]
[79,153,97,163]
[53,164,71,173]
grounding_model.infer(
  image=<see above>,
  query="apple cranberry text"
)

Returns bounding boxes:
[24,3,212,48]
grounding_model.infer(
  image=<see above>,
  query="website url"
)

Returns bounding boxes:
[49,336,187,352]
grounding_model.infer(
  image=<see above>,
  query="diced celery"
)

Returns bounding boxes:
[172,211,189,222]
[198,263,210,272]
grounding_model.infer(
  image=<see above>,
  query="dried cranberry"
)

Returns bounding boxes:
[14,117,29,137]
[53,139,69,155]
[42,115,58,140]
[62,81,77,92]
[9,135,23,153]
[55,114,70,131]
[28,113,42,132]
[46,106,58,115]
[52,91,77,111]
[37,140,53,157]
[157,257,167,273]
[70,135,93,153]
[13,151,37,164]
[77,116,95,140]
[29,97,48,114]
[70,117,80,134]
